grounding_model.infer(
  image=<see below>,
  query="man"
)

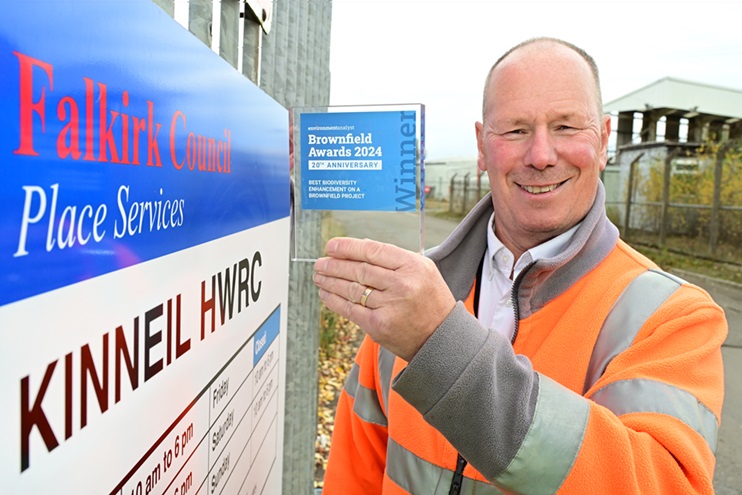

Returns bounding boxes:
[313,38,727,494]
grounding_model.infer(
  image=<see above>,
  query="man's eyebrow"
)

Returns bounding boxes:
[490,110,592,128]
[552,110,596,122]
[552,112,580,121]
[493,117,531,128]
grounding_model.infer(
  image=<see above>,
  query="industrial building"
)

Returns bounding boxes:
[603,78,742,227]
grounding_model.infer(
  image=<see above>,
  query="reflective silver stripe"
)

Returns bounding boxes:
[343,363,388,426]
[343,363,360,399]
[583,269,682,394]
[386,437,504,494]
[353,385,388,426]
[496,375,589,495]
[591,378,719,453]
[378,347,396,415]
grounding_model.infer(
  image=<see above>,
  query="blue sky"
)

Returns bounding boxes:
[329,0,742,160]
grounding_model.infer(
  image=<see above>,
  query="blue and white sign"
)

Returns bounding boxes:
[300,110,420,211]
[0,2,289,493]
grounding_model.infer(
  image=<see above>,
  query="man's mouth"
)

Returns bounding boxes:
[519,181,565,194]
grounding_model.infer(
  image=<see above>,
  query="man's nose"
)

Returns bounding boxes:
[525,128,557,170]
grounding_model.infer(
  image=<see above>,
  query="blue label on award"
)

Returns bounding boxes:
[300,111,418,211]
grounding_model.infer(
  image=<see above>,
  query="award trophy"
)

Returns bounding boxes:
[291,104,426,262]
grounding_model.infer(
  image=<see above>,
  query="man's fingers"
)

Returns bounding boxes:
[314,255,390,292]
[314,273,366,304]
[314,273,380,307]
[325,237,409,271]
[318,288,373,322]
[315,235,457,361]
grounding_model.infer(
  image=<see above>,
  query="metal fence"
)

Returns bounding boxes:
[447,172,489,215]
[447,142,742,265]
[607,140,742,264]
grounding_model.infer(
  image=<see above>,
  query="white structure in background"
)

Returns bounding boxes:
[602,77,742,227]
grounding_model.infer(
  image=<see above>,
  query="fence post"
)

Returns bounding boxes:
[462,173,470,213]
[448,174,457,213]
[285,229,321,495]
[660,149,679,247]
[710,140,736,255]
[623,153,643,239]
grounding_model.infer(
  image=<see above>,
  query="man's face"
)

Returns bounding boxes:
[475,43,610,256]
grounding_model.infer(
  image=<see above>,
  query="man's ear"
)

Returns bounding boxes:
[599,114,611,170]
[475,121,486,172]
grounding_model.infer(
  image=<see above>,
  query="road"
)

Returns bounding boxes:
[330,209,741,494]
[672,270,742,495]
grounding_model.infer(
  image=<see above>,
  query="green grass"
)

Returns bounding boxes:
[632,244,742,285]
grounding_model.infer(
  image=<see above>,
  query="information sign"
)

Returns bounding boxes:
[0,2,290,493]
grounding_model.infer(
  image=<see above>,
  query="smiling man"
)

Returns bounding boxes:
[314,38,727,494]
[476,40,609,262]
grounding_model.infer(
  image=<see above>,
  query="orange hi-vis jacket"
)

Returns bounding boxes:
[322,184,727,494]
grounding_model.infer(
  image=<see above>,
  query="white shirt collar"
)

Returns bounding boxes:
[485,212,581,280]
[478,213,581,341]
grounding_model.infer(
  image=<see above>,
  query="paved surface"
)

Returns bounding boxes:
[331,209,741,493]
[671,270,741,495]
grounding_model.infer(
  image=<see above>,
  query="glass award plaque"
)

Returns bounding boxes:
[291,104,426,262]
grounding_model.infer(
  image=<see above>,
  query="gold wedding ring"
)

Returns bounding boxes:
[360,287,374,308]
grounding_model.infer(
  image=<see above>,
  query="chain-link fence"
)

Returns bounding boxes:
[447,172,489,215]
[607,140,742,264]
[447,141,742,265]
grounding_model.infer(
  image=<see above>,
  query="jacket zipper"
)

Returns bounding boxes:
[510,261,535,345]
[448,260,534,494]
[448,453,468,495]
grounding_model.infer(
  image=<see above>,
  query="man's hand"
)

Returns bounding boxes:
[313,237,456,362]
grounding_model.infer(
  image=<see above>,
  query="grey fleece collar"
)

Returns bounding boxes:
[427,182,619,319]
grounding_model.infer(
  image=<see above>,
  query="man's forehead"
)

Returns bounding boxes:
[493,41,589,79]
[486,43,601,114]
